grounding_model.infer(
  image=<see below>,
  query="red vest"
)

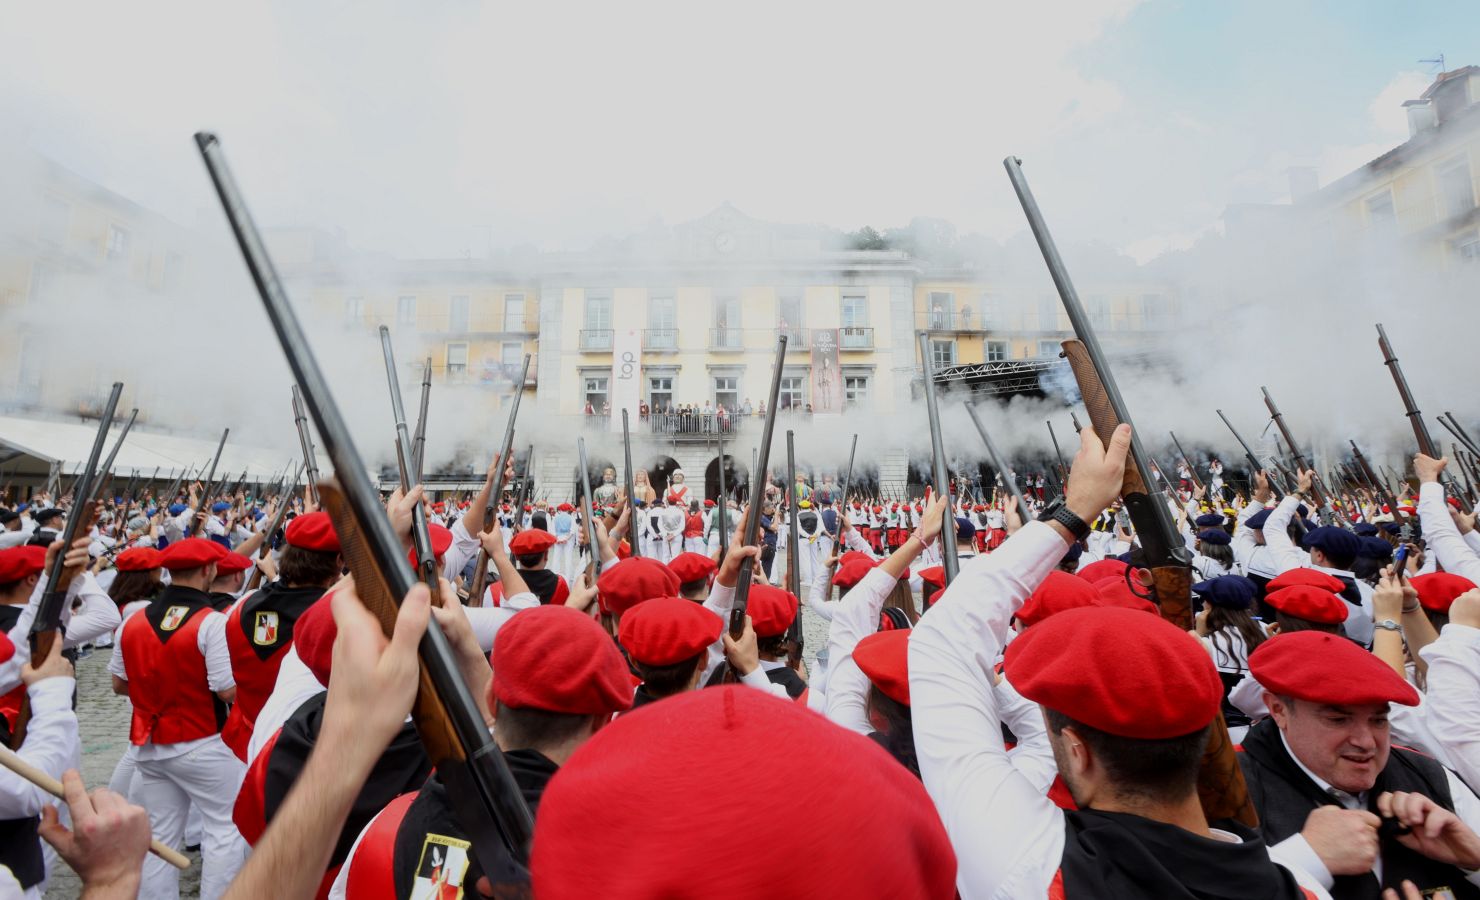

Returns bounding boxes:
[343,793,417,900]
[121,595,222,746]
[221,591,299,760]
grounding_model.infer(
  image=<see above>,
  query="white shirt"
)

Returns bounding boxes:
[909,521,1331,899]
[0,677,77,820]
[1263,496,1374,645]
[246,647,323,766]
[1417,483,1480,585]
[0,571,114,694]
[107,596,234,761]
[1420,623,1480,792]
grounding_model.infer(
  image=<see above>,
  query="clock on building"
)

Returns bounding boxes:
[714,231,737,254]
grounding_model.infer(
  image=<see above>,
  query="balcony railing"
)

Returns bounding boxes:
[919,310,984,331]
[710,327,744,351]
[839,326,874,349]
[779,327,809,348]
[643,328,678,351]
[579,329,613,351]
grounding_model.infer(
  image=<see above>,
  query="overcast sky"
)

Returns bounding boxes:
[5,0,1477,263]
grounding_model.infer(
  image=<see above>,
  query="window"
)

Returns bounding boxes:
[930,340,956,368]
[714,295,740,328]
[985,340,1008,362]
[714,376,739,411]
[1437,157,1476,220]
[1141,294,1173,326]
[1365,190,1397,229]
[927,291,953,329]
[1086,295,1110,329]
[779,376,805,410]
[504,293,526,332]
[841,292,868,327]
[584,375,609,410]
[1037,293,1060,331]
[446,343,469,377]
[345,296,364,324]
[500,342,523,369]
[397,295,417,326]
[105,224,129,261]
[778,294,802,333]
[584,293,612,330]
[979,292,1002,330]
[1037,340,1061,358]
[649,294,677,348]
[649,376,674,411]
[844,375,869,408]
[449,295,470,332]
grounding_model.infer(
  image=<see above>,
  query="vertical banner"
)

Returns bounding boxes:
[811,329,843,414]
[611,325,642,428]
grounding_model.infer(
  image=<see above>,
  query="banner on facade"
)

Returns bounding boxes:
[810,329,843,414]
[611,326,642,427]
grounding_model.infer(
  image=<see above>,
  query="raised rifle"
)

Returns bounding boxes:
[379,326,438,588]
[1048,420,1070,485]
[1261,387,1345,528]
[784,430,804,667]
[1377,324,1471,513]
[292,385,321,505]
[197,132,535,885]
[1350,441,1409,535]
[726,338,788,661]
[1217,410,1284,501]
[837,433,858,539]
[621,408,639,557]
[411,357,432,478]
[965,404,1032,523]
[510,445,535,528]
[1169,431,1202,491]
[186,427,231,537]
[715,423,730,558]
[468,354,532,605]
[245,462,301,592]
[916,332,958,584]
[576,439,602,583]
[1070,411,1084,434]
[10,386,125,748]
[1005,155,1255,827]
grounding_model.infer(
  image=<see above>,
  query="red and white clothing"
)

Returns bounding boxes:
[0,675,77,898]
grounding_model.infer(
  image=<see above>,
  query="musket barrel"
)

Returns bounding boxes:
[917,332,958,583]
[732,337,789,638]
[621,409,639,557]
[966,405,1032,523]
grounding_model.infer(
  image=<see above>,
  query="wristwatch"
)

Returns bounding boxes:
[1373,619,1402,633]
[1038,497,1090,541]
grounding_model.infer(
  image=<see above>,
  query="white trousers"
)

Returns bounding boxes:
[136,737,248,900]
[684,537,706,555]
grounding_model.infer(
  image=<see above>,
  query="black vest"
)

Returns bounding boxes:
[1238,717,1479,899]
[0,604,44,889]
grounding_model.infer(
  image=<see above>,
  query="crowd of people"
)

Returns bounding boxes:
[2,426,1480,899]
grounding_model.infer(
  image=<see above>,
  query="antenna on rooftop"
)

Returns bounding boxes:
[1418,54,1446,75]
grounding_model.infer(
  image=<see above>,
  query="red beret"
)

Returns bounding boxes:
[1016,570,1102,627]
[618,597,723,666]
[284,512,340,553]
[1007,606,1222,739]
[1265,568,1345,594]
[492,605,633,715]
[216,553,254,575]
[667,552,717,585]
[1410,572,1476,613]
[509,529,557,556]
[598,558,680,616]
[114,547,162,572]
[0,630,12,666]
[1076,559,1129,584]
[853,630,910,705]
[158,538,228,571]
[1266,585,1348,624]
[557,503,575,513]
[832,558,877,591]
[0,546,47,583]
[746,584,798,638]
[917,566,945,591]
[1249,631,1419,706]
[406,524,455,569]
[293,592,337,686]
[531,686,957,899]
[1091,576,1160,616]
[839,551,875,569]
[703,499,715,508]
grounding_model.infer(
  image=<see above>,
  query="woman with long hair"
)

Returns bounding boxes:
[1191,574,1268,742]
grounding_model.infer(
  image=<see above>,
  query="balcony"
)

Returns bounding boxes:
[709,327,744,352]
[643,328,679,351]
[839,326,874,350]
[579,329,613,351]
[779,327,810,348]
[919,310,984,332]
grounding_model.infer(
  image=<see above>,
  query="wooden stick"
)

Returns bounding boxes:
[0,745,191,870]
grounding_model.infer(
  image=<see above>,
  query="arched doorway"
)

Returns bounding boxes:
[704,454,748,502]
[646,455,681,499]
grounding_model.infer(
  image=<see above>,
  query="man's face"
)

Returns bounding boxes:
[1271,697,1391,793]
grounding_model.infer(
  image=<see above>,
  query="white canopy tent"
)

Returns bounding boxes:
[0,414,327,487]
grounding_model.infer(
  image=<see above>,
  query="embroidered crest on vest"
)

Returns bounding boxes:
[252,611,280,646]
[160,606,190,631]
[414,834,471,897]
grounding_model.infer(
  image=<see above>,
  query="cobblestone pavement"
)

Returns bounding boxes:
[45,647,204,898]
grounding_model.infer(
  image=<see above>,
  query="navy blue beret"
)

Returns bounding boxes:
[1194,513,1225,528]
[1197,529,1232,546]
[1353,523,1379,537]
[1358,536,1394,560]
[1303,525,1361,560]
[954,517,977,541]
[1192,575,1257,610]
[1381,523,1402,536]
[1245,509,1272,530]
